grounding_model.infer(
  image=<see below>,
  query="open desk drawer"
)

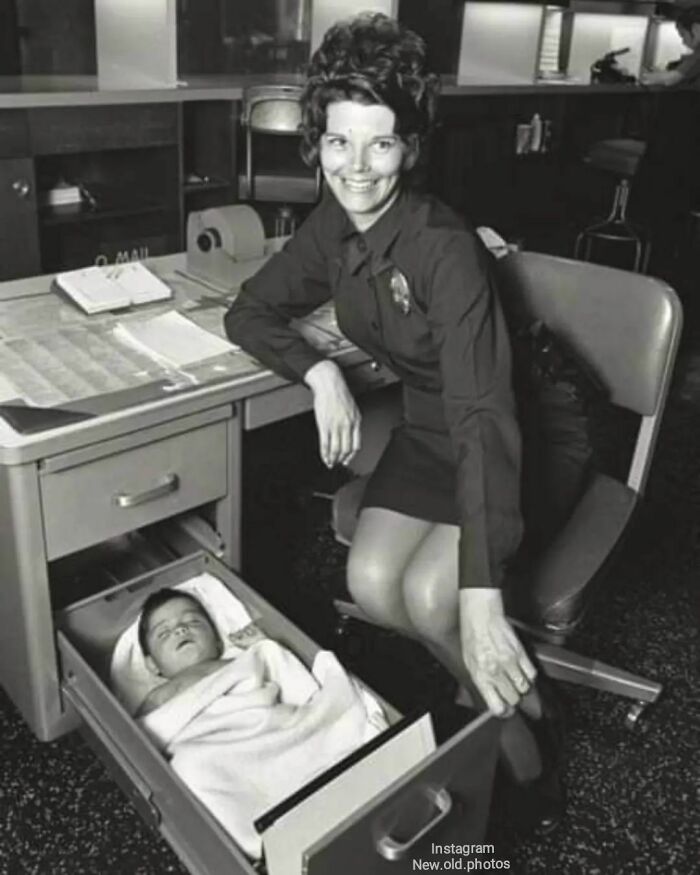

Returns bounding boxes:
[56,552,499,875]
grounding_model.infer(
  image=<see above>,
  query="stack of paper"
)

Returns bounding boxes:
[113,311,237,371]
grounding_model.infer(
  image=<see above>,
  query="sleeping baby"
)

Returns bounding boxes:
[127,585,387,859]
[136,587,232,716]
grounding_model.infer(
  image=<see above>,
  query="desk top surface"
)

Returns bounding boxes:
[0,253,355,464]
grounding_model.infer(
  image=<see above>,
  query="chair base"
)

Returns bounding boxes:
[332,598,663,723]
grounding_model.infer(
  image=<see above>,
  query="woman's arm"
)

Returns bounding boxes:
[224,198,337,383]
[225,198,361,468]
[426,230,535,714]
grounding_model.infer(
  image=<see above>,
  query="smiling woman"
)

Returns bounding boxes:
[319,102,416,231]
[225,11,565,836]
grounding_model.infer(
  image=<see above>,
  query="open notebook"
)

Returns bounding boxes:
[55,262,172,314]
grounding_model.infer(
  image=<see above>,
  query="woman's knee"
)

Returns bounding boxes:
[346,544,404,624]
[402,565,458,642]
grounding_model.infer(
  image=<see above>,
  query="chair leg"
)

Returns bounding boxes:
[533,641,662,704]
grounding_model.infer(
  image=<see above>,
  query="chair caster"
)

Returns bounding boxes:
[624,700,649,731]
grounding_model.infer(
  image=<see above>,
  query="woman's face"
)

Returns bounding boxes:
[319,100,417,231]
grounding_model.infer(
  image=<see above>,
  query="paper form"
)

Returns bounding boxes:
[112,311,238,370]
[0,324,169,407]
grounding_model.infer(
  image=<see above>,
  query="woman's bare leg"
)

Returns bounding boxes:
[403,523,544,782]
[346,507,434,634]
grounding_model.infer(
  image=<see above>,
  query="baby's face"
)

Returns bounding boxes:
[144,597,221,678]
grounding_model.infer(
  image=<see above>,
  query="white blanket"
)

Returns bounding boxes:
[139,640,387,859]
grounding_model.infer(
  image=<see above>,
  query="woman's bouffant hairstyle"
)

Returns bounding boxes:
[300,13,440,167]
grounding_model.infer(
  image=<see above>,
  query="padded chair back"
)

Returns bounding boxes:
[495,251,682,494]
[241,84,321,203]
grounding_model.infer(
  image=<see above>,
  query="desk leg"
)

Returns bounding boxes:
[215,406,242,571]
[0,462,78,741]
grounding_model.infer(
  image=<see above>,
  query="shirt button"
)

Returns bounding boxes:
[357,239,367,253]
[371,320,379,330]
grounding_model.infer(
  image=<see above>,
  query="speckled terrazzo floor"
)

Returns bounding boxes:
[2,352,700,875]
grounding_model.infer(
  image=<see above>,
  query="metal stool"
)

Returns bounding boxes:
[575,139,650,273]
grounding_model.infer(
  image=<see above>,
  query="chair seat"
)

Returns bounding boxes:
[332,475,370,546]
[585,139,646,177]
[508,472,638,631]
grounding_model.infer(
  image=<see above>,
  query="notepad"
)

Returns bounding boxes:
[55,262,173,314]
[113,311,237,370]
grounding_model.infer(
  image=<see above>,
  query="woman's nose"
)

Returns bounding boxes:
[349,143,370,172]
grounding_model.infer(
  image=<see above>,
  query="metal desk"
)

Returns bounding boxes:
[0,254,396,740]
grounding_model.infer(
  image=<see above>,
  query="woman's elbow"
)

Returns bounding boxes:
[223,300,248,345]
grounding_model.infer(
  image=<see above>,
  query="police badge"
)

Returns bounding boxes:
[389,267,412,315]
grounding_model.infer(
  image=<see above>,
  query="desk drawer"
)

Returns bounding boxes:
[56,552,499,875]
[40,422,228,559]
[244,360,396,430]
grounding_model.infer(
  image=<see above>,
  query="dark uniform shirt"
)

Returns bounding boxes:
[224,188,523,589]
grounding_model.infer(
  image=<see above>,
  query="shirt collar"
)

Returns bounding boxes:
[340,189,408,275]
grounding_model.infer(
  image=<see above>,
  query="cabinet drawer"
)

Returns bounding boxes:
[56,552,499,875]
[244,360,397,430]
[29,104,179,154]
[40,422,228,559]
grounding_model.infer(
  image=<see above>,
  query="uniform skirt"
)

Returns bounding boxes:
[359,385,461,526]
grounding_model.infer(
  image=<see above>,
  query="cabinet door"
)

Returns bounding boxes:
[0,158,41,280]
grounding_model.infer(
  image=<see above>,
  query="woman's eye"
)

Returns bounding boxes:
[372,138,397,153]
[324,135,347,150]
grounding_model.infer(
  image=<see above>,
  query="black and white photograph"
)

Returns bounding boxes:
[0,1,699,873]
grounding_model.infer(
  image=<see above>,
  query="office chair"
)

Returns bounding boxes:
[331,251,682,730]
[240,84,321,205]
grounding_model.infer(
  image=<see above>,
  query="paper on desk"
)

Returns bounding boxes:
[113,311,238,370]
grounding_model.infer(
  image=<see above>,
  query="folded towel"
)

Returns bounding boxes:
[109,571,261,714]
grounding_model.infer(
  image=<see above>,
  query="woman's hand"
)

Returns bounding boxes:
[304,360,361,468]
[458,588,537,717]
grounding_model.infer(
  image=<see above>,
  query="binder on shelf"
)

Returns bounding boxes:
[55,262,173,315]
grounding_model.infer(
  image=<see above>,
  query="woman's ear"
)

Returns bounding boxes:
[402,135,420,172]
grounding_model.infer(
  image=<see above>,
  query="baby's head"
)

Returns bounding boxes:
[138,588,223,679]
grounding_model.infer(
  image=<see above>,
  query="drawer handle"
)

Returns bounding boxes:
[375,786,453,861]
[113,473,180,508]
